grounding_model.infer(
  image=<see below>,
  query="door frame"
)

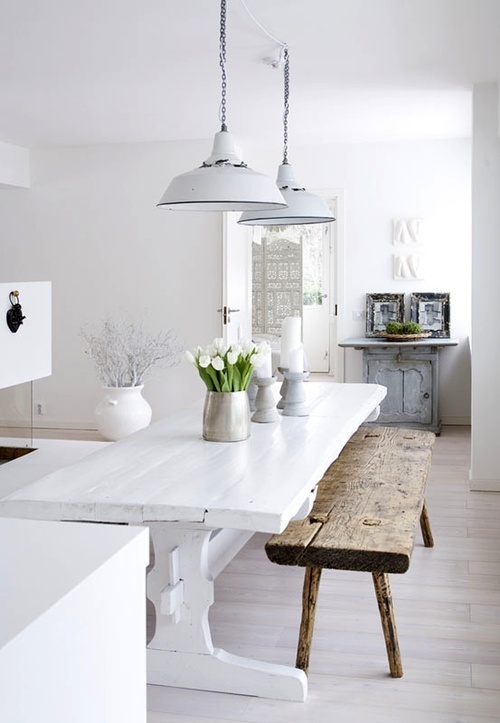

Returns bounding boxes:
[317,188,345,382]
[221,212,252,344]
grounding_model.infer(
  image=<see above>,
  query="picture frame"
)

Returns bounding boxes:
[365,293,405,336]
[410,292,450,338]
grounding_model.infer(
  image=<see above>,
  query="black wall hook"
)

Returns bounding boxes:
[6,290,26,333]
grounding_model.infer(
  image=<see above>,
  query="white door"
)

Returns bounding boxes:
[221,212,252,344]
[303,191,344,380]
[302,223,332,372]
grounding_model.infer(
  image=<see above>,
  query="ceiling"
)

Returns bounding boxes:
[0,0,499,150]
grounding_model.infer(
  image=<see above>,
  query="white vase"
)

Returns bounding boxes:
[95,385,152,441]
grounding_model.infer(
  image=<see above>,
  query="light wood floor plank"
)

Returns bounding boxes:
[240,678,500,722]
[471,604,500,624]
[471,663,500,690]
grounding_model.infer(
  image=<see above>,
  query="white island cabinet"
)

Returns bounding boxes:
[0,382,386,702]
[0,518,149,723]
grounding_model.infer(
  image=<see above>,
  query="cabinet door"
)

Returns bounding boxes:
[366,359,432,424]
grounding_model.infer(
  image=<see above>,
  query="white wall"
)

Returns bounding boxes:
[470,84,500,490]
[0,141,224,427]
[251,138,472,424]
[0,136,471,429]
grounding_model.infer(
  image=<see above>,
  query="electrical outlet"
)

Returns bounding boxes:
[353,310,364,321]
[35,402,45,415]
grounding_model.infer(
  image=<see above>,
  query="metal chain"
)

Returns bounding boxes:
[283,46,289,163]
[219,0,227,131]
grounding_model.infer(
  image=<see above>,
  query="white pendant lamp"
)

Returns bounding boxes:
[238,47,335,226]
[157,0,287,212]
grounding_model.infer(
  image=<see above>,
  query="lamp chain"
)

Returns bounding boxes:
[219,0,228,131]
[283,46,290,164]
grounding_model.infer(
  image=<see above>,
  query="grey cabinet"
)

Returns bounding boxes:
[364,348,435,429]
[339,338,459,434]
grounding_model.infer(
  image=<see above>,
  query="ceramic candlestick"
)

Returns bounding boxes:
[251,377,280,423]
[281,371,309,417]
[247,377,258,412]
[276,367,289,409]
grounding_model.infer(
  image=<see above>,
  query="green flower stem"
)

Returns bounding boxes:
[198,366,216,391]
[205,365,222,392]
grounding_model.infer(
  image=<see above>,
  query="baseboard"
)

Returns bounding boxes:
[0,420,96,431]
[0,422,103,442]
[441,416,471,426]
[469,477,500,492]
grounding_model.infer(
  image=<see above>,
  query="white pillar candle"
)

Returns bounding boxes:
[252,351,272,379]
[262,351,273,378]
[254,354,272,379]
[288,345,304,374]
[280,317,301,368]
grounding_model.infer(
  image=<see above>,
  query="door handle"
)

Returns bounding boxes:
[217,306,241,324]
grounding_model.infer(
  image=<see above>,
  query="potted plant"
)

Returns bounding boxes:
[81,319,182,440]
[185,337,270,441]
[382,321,430,340]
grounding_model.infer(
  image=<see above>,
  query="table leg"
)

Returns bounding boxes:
[145,522,307,701]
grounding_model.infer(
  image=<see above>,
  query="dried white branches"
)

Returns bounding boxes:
[81,319,183,387]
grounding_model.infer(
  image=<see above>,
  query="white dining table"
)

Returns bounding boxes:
[0,382,386,701]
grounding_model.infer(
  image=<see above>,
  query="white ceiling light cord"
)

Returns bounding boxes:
[238,0,287,52]
[238,0,288,159]
[237,0,335,225]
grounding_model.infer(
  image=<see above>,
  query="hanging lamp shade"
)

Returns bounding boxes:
[157,129,287,211]
[238,162,335,225]
[157,0,286,212]
[238,45,334,226]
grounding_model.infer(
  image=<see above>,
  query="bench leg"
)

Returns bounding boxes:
[420,500,434,548]
[372,572,403,678]
[296,566,322,674]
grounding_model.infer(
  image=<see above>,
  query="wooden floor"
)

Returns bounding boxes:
[146,425,500,722]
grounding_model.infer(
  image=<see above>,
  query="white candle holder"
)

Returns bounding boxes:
[281,371,309,417]
[246,377,258,412]
[251,377,280,423]
[276,367,289,409]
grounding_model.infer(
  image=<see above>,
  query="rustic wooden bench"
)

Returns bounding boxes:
[265,425,435,678]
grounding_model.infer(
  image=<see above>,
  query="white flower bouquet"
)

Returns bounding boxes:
[81,319,183,387]
[185,338,271,392]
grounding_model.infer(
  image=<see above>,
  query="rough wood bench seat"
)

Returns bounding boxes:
[265,425,435,679]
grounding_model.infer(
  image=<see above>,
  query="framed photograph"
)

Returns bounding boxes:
[410,292,450,338]
[365,293,405,336]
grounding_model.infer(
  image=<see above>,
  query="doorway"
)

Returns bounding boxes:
[252,223,330,371]
[222,191,345,380]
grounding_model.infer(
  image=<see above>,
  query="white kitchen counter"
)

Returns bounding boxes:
[0,517,149,723]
